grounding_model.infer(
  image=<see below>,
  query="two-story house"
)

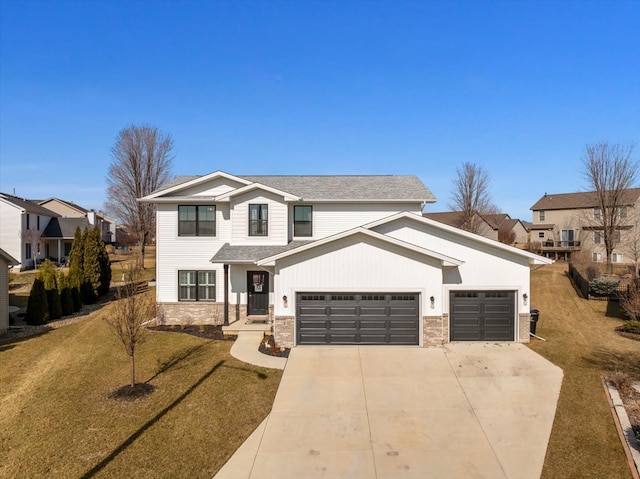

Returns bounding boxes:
[530,189,640,263]
[0,193,59,270]
[38,198,116,244]
[141,171,551,348]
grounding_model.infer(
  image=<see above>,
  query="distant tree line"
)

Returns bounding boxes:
[26,227,111,325]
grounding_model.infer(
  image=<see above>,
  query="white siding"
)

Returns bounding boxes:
[372,218,531,312]
[155,203,230,302]
[0,200,22,266]
[274,234,442,317]
[307,202,423,240]
[176,178,245,197]
[230,191,288,246]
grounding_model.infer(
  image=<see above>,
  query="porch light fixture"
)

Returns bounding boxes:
[523,293,528,305]
[430,296,435,309]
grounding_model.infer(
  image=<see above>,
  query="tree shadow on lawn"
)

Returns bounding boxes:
[583,347,640,377]
[81,360,270,478]
[80,360,225,479]
[146,343,211,383]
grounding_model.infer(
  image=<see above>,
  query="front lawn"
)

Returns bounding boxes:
[529,262,640,479]
[0,304,282,478]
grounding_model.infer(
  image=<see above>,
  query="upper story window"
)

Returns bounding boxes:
[594,231,602,244]
[594,207,601,220]
[294,205,313,237]
[26,214,30,229]
[249,204,268,236]
[178,205,216,236]
[538,232,545,238]
[539,210,545,221]
[37,215,40,229]
[620,206,628,219]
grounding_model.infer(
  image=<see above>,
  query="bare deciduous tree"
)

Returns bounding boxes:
[449,162,497,234]
[498,223,516,245]
[582,142,638,274]
[104,265,155,387]
[105,124,174,267]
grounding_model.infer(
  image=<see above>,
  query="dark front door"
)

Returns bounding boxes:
[247,271,269,315]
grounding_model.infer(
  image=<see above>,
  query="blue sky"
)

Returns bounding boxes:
[1,0,638,221]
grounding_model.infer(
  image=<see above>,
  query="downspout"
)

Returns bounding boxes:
[223,264,229,326]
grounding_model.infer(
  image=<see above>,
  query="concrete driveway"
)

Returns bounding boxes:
[215,343,563,479]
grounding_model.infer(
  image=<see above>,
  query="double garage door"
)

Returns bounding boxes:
[296,290,516,345]
[296,293,420,345]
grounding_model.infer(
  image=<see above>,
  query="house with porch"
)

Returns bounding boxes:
[530,189,640,262]
[38,198,116,244]
[141,171,551,348]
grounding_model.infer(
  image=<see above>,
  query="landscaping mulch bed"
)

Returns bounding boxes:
[148,324,234,340]
[107,383,156,402]
[259,334,290,358]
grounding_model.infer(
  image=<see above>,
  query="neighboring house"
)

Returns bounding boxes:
[424,211,529,245]
[0,193,59,270]
[530,189,640,262]
[141,171,551,348]
[38,198,116,244]
[40,217,91,263]
[0,248,19,334]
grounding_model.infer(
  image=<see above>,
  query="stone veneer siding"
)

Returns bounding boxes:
[157,302,274,326]
[518,312,531,343]
[274,316,294,348]
[423,315,445,346]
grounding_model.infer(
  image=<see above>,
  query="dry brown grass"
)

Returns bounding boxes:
[529,262,640,479]
[0,303,282,478]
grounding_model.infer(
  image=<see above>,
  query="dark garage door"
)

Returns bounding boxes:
[296,293,420,345]
[450,290,515,341]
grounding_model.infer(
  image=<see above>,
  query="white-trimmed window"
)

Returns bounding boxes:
[612,253,623,263]
[594,231,602,244]
[593,252,603,262]
[539,210,545,221]
[594,207,601,220]
[538,232,545,239]
[621,206,628,218]
[178,271,215,301]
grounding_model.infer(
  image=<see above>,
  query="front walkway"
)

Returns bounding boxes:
[214,343,563,479]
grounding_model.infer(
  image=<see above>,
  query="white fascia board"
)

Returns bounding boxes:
[0,197,25,213]
[214,183,300,202]
[139,196,217,204]
[298,198,435,204]
[257,227,464,267]
[139,171,252,201]
[364,212,554,265]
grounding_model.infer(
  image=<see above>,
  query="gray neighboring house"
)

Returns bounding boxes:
[0,248,19,334]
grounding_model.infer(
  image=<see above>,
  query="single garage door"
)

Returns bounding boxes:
[296,293,420,345]
[450,290,515,341]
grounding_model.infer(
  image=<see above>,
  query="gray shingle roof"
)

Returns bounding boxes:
[151,174,435,202]
[211,241,314,263]
[240,175,434,201]
[41,218,91,239]
[530,188,640,211]
[0,193,59,217]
